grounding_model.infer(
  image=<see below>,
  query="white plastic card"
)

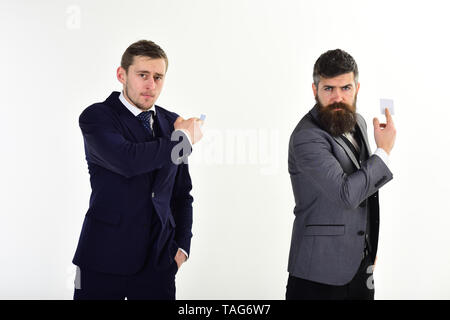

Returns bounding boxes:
[380,98,394,115]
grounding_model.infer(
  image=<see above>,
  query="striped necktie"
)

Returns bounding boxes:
[137,110,154,137]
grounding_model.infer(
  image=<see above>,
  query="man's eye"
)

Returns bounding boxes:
[342,86,351,91]
[155,76,162,81]
[139,74,147,79]
[324,87,332,91]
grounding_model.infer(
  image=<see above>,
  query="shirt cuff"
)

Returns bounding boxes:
[179,248,189,260]
[373,148,389,166]
[174,129,193,148]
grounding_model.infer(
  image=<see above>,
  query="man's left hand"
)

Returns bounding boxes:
[174,249,187,269]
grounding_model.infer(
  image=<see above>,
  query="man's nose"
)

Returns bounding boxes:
[331,90,344,103]
[146,77,156,90]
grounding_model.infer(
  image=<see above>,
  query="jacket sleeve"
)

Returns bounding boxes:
[80,105,187,178]
[291,128,393,209]
[170,161,194,256]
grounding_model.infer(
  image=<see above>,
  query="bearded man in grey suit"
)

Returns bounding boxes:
[286,49,396,300]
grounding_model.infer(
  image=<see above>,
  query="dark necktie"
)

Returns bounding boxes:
[341,131,360,159]
[137,110,154,137]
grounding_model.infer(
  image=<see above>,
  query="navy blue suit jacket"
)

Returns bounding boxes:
[73,91,193,275]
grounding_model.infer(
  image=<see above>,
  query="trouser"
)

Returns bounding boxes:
[73,256,178,300]
[286,253,375,300]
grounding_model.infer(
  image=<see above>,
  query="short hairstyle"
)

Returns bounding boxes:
[121,40,168,73]
[313,49,358,88]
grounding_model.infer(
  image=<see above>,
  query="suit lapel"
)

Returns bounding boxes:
[332,135,361,169]
[355,116,372,155]
[152,106,176,226]
[154,105,172,138]
[105,91,149,142]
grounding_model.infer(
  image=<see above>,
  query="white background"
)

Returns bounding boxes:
[1,0,450,299]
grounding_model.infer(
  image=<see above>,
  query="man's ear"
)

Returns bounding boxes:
[312,82,318,97]
[117,66,126,85]
[356,82,360,94]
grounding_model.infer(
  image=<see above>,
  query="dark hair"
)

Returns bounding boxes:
[313,49,358,88]
[121,40,168,73]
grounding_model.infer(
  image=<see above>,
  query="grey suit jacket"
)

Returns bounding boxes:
[287,105,393,286]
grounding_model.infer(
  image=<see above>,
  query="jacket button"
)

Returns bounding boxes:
[357,231,365,236]
[152,192,155,198]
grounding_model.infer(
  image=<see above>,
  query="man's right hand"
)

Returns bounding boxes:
[373,108,396,155]
[174,117,204,144]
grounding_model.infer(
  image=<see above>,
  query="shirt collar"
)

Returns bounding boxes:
[119,91,156,117]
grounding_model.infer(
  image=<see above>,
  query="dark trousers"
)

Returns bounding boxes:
[73,258,178,300]
[286,254,375,300]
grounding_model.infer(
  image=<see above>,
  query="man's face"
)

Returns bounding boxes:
[117,56,166,111]
[312,72,360,136]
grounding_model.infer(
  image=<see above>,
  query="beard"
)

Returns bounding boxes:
[316,96,357,136]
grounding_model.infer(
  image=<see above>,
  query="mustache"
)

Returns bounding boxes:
[326,102,354,112]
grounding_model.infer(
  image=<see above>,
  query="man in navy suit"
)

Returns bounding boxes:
[72,40,203,300]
